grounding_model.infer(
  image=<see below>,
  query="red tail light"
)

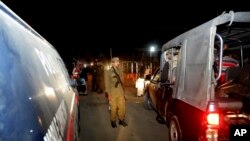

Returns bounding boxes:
[199,101,220,141]
[206,101,220,126]
[207,113,219,125]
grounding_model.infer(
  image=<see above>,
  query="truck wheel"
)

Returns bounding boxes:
[169,115,182,141]
[143,91,153,110]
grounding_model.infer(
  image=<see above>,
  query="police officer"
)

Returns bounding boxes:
[105,57,128,128]
[91,59,98,92]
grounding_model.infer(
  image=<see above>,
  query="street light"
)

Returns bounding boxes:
[150,46,156,54]
[149,45,156,73]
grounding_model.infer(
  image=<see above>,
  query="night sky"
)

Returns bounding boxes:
[1,0,249,64]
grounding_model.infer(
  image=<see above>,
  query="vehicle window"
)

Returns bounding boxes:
[162,47,180,83]
[152,69,160,81]
[172,47,180,83]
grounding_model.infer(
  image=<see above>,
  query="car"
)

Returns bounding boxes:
[0,2,80,141]
[144,11,250,141]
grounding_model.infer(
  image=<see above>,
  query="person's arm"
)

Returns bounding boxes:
[104,69,111,96]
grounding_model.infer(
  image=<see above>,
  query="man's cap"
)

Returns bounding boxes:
[111,57,119,63]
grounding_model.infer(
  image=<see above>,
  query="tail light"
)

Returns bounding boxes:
[200,101,220,141]
[206,101,220,126]
[207,113,219,125]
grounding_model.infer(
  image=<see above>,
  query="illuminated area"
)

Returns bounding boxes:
[207,113,219,125]
[206,128,218,141]
[44,86,56,98]
[135,78,145,96]
[150,46,155,52]
[84,63,87,68]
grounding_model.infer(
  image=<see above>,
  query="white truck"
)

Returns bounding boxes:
[144,11,250,141]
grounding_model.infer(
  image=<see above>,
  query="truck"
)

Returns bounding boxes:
[144,11,250,141]
[0,2,80,141]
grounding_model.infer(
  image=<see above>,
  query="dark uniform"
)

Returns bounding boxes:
[96,63,104,93]
[91,61,98,92]
[105,57,127,128]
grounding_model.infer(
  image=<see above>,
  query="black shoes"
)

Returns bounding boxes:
[119,120,128,127]
[111,120,128,128]
[111,121,117,128]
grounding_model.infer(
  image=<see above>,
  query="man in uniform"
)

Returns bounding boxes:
[91,59,98,92]
[105,57,128,128]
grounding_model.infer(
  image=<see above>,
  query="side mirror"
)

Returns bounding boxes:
[145,74,151,80]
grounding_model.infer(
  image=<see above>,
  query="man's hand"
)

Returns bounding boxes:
[105,92,108,98]
[124,96,127,101]
[105,92,112,100]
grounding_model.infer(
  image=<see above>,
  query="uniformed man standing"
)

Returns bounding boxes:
[105,57,128,128]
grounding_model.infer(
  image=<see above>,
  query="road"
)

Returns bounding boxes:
[79,86,169,141]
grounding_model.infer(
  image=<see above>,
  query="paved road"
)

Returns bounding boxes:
[79,87,169,141]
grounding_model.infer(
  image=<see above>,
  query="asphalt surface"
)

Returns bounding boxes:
[79,86,169,141]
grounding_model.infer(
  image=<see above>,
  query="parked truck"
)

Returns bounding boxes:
[144,11,250,141]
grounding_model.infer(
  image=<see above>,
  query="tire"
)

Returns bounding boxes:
[143,91,153,110]
[169,115,182,141]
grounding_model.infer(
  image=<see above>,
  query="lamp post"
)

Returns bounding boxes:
[149,46,156,73]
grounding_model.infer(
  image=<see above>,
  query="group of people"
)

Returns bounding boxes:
[72,57,128,128]
[71,59,106,95]
[71,60,88,95]
[72,43,239,129]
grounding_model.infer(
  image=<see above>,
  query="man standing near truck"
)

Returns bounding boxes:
[105,57,128,128]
